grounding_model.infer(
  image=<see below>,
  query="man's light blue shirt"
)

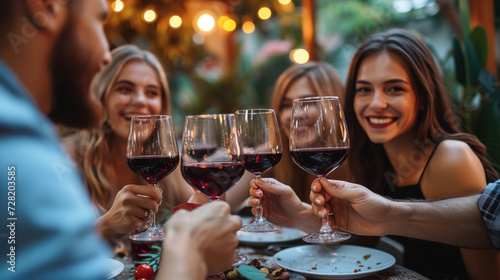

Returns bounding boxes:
[0,60,111,279]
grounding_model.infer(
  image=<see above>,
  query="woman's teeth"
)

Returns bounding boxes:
[368,117,394,124]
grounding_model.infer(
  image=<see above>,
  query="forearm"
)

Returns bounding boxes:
[388,195,492,248]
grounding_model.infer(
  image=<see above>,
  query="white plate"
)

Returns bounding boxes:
[237,217,305,245]
[106,258,124,279]
[274,245,395,279]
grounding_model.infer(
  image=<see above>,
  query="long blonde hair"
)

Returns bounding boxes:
[267,62,350,202]
[71,45,172,212]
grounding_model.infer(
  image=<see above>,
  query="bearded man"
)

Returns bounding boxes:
[0,1,112,279]
[0,1,242,279]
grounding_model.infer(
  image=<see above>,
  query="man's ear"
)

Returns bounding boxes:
[24,0,68,35]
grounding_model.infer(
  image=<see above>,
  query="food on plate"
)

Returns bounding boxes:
[224,259,290,280]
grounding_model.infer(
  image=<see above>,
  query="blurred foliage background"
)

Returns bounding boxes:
[104,0,500,172]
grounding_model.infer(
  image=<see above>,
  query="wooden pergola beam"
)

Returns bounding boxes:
[302,0,317,61]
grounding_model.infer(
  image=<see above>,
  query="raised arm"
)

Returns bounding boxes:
[311,179,493,249]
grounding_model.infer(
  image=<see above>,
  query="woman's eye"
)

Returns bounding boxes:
[117,87,133,94]
[355,87,371,95]
[146,90,160,97]
[387,86,405,94]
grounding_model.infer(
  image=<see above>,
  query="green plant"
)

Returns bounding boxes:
[135,245,162,272]
[443,0,500,172]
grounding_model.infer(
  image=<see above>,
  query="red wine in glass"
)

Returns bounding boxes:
[181,162,245,200]
[127,155,179,185]
[243,153,282,175]
[291,148,348,177]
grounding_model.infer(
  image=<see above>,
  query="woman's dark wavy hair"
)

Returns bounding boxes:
[345,29,498,193]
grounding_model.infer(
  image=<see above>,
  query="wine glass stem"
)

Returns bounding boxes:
[255,174,264,222]
[151,184,158,229]
[318,176,332,232]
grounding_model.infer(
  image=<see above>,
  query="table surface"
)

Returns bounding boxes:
[112,244,428,280]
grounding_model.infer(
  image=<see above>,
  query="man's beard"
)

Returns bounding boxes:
[48,18,102,129]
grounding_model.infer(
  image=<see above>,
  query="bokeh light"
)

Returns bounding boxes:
[279,0,292,4]
[143,9,157,23]
[218,16,229,28]
[111,0,124,13]
[242,21,255,34]
[290,48,310,64]
[223,19,236,32]
[197,13,216,32]
[169,15,182,28]
[258,7,272,20]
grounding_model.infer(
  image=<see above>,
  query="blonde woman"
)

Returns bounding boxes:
[64,45,194,252]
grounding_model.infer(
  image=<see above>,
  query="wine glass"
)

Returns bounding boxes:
[289,96,351,244]
[181,114,247,266]
[126,115,179,242]
[181,114,245,200]
[235,109,283,232]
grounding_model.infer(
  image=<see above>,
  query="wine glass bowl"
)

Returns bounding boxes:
[290,96,351,244]
[181,114,245,201]
[126,115,179,242]
[236,109,283,232]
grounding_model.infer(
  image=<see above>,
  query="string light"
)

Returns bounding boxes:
[112,4,275,35]
[278,0,292,4]
[169,15,182,28]
[196,12,216,33]
[218,16,230,28]
[111,0,124,13]
[143,9,157,23]
[258,7,272,20]
[290,48,309,64]
[223,19,236,32]
[242,21,255,34]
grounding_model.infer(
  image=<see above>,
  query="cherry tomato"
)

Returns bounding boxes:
[134,264,155,280]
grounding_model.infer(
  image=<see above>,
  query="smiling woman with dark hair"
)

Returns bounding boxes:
[343,28,499,280]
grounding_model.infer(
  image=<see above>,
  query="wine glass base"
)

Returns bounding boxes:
[232,252,248,266]
[240,221,282,233]
[130,230,166,242]
[302,230,351,244]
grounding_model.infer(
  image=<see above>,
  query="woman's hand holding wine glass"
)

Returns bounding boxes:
[290,96,351,244]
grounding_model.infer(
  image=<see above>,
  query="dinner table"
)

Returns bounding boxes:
[110,215,429,280]
[110,244,427,280]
